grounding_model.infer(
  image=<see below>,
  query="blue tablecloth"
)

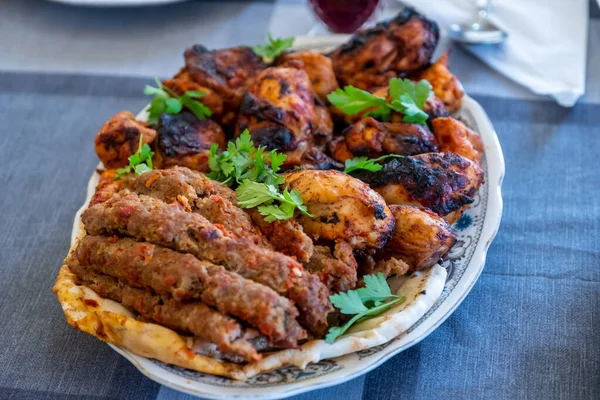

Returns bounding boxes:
[0,1,599,399]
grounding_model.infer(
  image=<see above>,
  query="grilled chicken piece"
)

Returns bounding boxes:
[330,117,438,162]
[283,169,394,250]
[330,8,439,91]
[184,45,267,119]
[372,205,455,272]
[410,52,464,113]
[276,51,339,101]
[304,241,358,293]
[94,111,157,169]
[162,68,229,125]
[431,117,484,164]
[155,111,226,173]
[236,65,333,168]
[352,152,484,223]
[300,147,344,170]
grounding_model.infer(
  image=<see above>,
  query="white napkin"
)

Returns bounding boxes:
[397,0,589,107]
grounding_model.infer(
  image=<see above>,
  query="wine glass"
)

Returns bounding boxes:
[307,0,383,34]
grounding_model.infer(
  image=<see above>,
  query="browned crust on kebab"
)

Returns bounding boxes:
[69,235,305,345]
[68,258,261,362]
[81,191,332,336]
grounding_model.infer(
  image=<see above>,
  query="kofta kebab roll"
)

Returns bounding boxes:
[81,191,332,336]
[134,167,314,261]
[68,259,262,362]
[68,235,305,346]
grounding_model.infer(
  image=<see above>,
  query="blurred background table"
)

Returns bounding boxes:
[0,0,599,399]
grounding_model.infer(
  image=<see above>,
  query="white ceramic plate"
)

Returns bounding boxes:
[70,36,504,399]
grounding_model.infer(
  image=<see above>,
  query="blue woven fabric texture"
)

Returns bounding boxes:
[0,71,598,399]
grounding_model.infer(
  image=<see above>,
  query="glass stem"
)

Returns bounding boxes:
[479,0,491,19]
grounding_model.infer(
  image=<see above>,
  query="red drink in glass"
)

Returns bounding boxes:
[308,0,381,34]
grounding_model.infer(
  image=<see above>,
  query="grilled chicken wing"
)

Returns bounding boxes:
[236,65,333,168]
[283,169,394,250]
[410,52,464,113]
[94,111,157,169]
[330,8,439,91]
[431,117,484,164]
[156,111,226,173]
[374,205,455,271]
[277,51,339,101]
[329,117,438,162]
[184,45,267,119]
[352,152,484,223]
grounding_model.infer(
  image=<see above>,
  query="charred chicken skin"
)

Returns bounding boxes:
[276,51,339,101]
[410,52,464,113]
[329,8,439,91]
[162,68,228,125]
[94,111,157,169]
[431,117,484,164]
[156,111,226,173]
[372,205,455,273]
[283,169,395,250]
[330,117,439,162]
[236,64,333,168]
[352,152,484,223]
[184,45,267,119]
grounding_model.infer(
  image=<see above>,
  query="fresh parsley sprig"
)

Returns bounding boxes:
[252,33,295,63]
[327,78,434,125]
[114,134,154,180]
[236,180,312,222]
[207,130,284,187]
[325,273,405,344]
[144,78,212,125]
[343,154,404,174]
[207,130,311,222]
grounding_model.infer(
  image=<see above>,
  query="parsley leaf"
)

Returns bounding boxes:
[327,86,391,120]
[114,134,154,180]
[207,130,284,186]
[207,130,311,222]
[252,33,295,63]
[387,78,433,125]
[325,273,405,344]
[144,78,212,125]
[343,154,405,174]
[327,78,434,126]
[236,180,312,222]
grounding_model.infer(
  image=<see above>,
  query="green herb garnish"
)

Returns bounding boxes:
[114,135,154,180]
[207,130,311,222]
[207,130,284,187]
[236,180,312,222]
[325,273,405,344]
[144,78,212,125]
[252,33,295,63]
[327,78,434,125]
[343,154,404,174]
